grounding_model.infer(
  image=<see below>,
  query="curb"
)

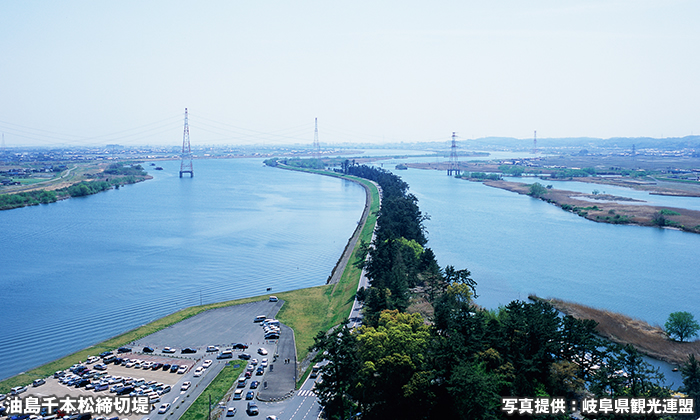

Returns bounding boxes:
[257,388,296,402]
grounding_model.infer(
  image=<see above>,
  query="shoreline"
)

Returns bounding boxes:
[530,295,700,366]
[0,167,378,394]
[481,179,700,234]
[273,164,379,285]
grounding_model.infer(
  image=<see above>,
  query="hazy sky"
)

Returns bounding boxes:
[1,1,698,147]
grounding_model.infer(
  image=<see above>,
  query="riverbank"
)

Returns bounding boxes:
[482,179,700,233]
[0,162,152,210]
[0,167,380,394]
[531,295,700,366]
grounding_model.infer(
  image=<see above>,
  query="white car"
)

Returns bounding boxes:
[260,358,268,367]
[202,360,213,368]
[181,381,191,391]
[162,347,176,353]
[206,345,219,352]
[257,348,268,356]
[157,403,170,414]
[193,367,204,377]
[177,365,187,374]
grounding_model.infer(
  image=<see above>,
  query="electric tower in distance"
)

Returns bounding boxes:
[179,108,194,178]
[532,130,537,154]
[448,132,460,176]
[312,117,320,160]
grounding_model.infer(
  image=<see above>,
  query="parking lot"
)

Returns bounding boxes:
[7,299,296,420]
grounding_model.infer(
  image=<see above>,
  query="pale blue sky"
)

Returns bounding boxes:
[1,1,698,147]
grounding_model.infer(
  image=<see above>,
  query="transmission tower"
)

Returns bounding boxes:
[179,108,194,178]
[312,117,320,160]
[532,130,537,154]
[448,132,460,176]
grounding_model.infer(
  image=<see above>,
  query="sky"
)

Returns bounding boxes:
[0,1,698,147]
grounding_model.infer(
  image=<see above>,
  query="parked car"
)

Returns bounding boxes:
[268,296,278,302]
[217,351,233,360]
[10,386,27,395]
[142,346,154,353]
[206,346,219,352]
[238,353,251,360]
[181,347,197,354]
[117,347,131,353]
[116,386,134,396]
[232,343,248,349]
[177,365,187,374]
[169,364,179,373]
[162,363,171,371]
[75,379,91,388]
[162,347,176,353]
[32,379,45,387]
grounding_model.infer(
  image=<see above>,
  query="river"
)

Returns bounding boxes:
[376,157,700,386]
[2,152,698,387]
[0,158,366,381]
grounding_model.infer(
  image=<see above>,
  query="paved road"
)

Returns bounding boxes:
[128,299,298,418]
[219,370,322,420]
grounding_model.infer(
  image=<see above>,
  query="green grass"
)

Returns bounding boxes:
[180,363,244,420]
[0,166,379,404]
[274,171,379,359]
[0,296,265,393]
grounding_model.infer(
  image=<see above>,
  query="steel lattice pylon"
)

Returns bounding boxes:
[312,117,320,160]
[447,132,460,176]
[179,108,194,178]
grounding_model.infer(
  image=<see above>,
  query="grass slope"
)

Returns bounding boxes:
[0,169,379,398]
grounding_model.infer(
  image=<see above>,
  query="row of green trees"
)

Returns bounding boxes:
[0,164,145,210]
[312,164,699,420]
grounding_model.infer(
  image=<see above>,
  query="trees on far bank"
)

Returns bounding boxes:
[665,311,700,342]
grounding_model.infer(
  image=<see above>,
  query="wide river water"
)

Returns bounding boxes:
[0,158,366,381]
[2,152,698,387]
